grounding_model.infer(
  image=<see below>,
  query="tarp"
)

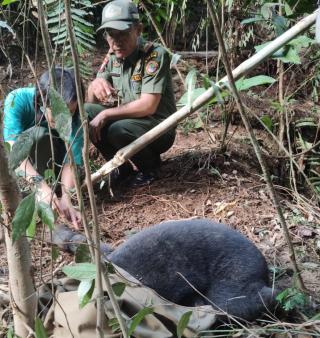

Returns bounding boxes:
[44,265,218,338]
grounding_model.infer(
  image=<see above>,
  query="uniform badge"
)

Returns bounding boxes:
[150,51,158,58]
[145,60,159,75]
[131,74,142,81]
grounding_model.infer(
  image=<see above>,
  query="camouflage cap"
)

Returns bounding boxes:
[97,0,140,31]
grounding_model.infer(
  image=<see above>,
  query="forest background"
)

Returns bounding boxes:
[0,0,320,337]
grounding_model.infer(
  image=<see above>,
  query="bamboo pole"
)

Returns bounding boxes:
[89,10,318,184]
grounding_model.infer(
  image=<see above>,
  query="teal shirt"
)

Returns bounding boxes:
[3,87,83,165]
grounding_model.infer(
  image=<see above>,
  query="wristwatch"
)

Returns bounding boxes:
[29,175,44,184]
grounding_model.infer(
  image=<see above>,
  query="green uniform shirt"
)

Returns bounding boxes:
[97,39,176,120]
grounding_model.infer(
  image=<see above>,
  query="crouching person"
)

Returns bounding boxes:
[85,0,176,187]
[3,67,84,229]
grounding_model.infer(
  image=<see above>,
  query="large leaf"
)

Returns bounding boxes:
[12,192,36,242]
[185,69,197,107]
[26,209,37,240]
[128,307,154,336]
[49,88,72,142]
[9,127,47,171]
[235,75,276,91]
[272,15,287,36]
[62,263,96,280]
[177,311,193,338]
[35,317,48,338]
[37,202,55,230]
[78,279,95,308]
[177,88,206,107]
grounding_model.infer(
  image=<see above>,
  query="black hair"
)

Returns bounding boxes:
[35,67,85,112]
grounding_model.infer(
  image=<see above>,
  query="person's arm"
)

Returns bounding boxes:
[13,141,81,229]
[89,92,161,143]
[87,77,116,104]
[14,152,60,211]
[59,164,81,229]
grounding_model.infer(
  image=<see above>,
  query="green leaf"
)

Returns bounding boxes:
[112,282,126,297]
[128,307,154,336]
[6,326,14,338]
[177,88,206,107]
[170,53,181,67]
[9,127,46,171]
[106,262,116,274]
[260,115,273,131]
[277,46,301,64]
[236,75,276,91]
[51,247,59,261]
[37,202,55,230]
[4,142,11,154]
[241,16,265,25]
[1,0,19,5]
[260,3,274,20]
[12,192,36,242]
[26,210,37,240]
[177,311,193,338]
[185,69,197,107]
[78,279,95,308]
[44,169,56,182]
[35,317,48,338]
[62,263,96,281]
[49,88,72,142]
[108,318,120,333]
[284,2,293,16]
[194,117,204,129]
[273,15,287,36]
[75,244,91,263]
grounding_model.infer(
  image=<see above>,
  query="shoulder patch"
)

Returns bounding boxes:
[145,51,159,63]
[150,51,158,59]
[145,60,159,75]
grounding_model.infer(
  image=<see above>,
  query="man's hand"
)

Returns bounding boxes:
[89,112,108,143]
[88,78,116,103]
[58,194,82,230]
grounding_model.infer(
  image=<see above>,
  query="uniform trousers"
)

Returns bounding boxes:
[84,103,175,173]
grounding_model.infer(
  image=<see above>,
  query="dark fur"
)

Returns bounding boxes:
[108,219,275,321]
[53,219,276,321]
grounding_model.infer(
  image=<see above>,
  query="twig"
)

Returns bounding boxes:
[206,0,306,291]
[64,1,128,337]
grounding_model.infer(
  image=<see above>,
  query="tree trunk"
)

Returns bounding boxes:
[0,119,36,337]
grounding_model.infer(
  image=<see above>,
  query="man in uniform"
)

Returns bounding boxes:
[86,0,176,187]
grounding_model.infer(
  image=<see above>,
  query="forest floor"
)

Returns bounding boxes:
[0,55,320,337]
